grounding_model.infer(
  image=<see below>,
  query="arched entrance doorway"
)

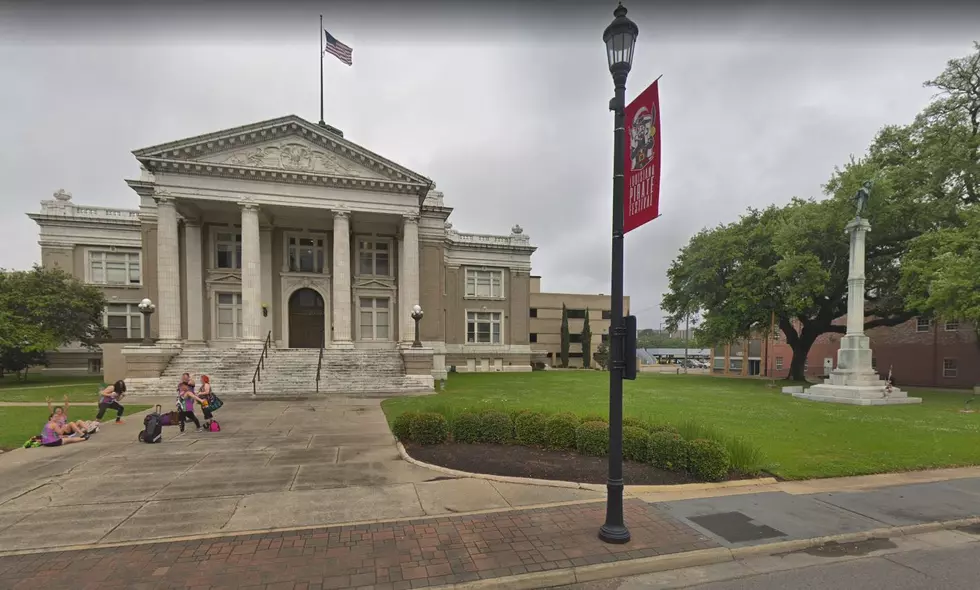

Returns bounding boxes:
[288,288,325,348]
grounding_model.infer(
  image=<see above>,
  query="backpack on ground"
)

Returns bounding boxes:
[208,420,221,432]
[138,406,163,444]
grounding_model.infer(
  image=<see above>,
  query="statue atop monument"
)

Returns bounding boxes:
[852,180,873,218]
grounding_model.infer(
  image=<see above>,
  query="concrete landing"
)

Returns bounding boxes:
[794,384,922,406]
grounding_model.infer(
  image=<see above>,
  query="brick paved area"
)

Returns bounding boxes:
[0,499,716,590]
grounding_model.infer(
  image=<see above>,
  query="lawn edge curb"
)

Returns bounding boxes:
[396,442,776,494]
[422,517,980,590]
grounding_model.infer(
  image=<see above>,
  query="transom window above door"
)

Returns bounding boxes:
[287,235,326,273]
[215,232,242,269]
[358,240,390,276]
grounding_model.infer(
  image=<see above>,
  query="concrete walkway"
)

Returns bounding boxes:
[0,397,602,553]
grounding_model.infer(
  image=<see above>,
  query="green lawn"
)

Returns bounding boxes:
[0,377,107,403]
[381,371,980,480]
[0,405,152,450]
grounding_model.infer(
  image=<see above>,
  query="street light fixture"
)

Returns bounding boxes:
[137,298,156,347]
[411,304,424,348]
[599,1,638,546]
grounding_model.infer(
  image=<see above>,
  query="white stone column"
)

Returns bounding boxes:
[184,220,205,345]
[239,200,263,344]
[155,195,182,345]
[260,227,274,338]
[845,219,870,336]
[331,210,353,347]
[399,214,421,345]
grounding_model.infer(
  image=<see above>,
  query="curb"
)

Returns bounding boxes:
[396,442,774,494]
[423,516,980,590]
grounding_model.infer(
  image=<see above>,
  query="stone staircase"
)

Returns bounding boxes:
[125,346,431,397]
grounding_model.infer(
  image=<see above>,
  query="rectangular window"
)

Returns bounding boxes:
[916,317,931,332]
[775,356,783,370]
[529,333,537,343]
[359,297,390,340]
[215,232,242,269]
[729,358,743,371]
[88,358,102,374]
[465,269,504,298]
[943,358,958,378]
[713,358,725,369]
[568,333,583,343]
[89,251,141,285]
[566,309,586,319]
[466,311,502,344]
[945,320,960,331]
[104,303,142,339]
[288,236,325,273]
[602,310,612,320]
[529,308,537,318]
[215,293,243,339]
[358,240,390,276]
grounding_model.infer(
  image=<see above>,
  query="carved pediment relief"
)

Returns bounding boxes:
[198,138,390,181]
[205,271,242,284]
[354,276,396,290]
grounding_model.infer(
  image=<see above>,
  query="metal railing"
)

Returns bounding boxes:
[251,331,273,396]
[315,346,324,393]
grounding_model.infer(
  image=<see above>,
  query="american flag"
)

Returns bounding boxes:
[323,29,353,66]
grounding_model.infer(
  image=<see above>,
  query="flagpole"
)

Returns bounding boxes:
[319,14,325,126]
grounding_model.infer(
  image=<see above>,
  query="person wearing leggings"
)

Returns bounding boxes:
[177,383,205,432]
[96,380,126,423]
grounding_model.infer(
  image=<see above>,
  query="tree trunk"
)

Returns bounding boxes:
[787,333,818,382]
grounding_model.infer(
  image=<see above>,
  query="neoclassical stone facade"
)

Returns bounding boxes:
[30,115,539,382]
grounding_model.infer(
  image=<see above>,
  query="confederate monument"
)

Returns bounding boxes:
[793,181,923,406]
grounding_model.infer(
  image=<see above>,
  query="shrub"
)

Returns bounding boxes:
[622,417,650,431]
[623,426,650,462]
[408,412,449,446]
[687,438,732,482]
[479,410,514,444]
[579,413,607,424]
[391,411,418,442]
[510,408,532,423]
[545,413,579,450]
[726,436,765,476]
[647,431,689,471]
[451,412,483,444]
[648,423,680,436]
[514,411,548,446]
[576,421,609,456]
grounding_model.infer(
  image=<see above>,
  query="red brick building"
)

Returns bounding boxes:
[711,317,978,389]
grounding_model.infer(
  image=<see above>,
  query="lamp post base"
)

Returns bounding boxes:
[598,524,631,544]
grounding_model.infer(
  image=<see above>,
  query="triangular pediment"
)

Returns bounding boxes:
[132,115,431,187]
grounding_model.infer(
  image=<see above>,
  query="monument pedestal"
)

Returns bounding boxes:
[793,333,922,405]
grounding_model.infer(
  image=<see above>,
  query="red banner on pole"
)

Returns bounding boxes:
[624,79,661,234]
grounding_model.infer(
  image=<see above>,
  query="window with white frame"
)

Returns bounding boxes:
[104,303,142,339]
[358,240,390,276]
[945,319,960,331]
[358,297,390,340]
[465,269,504,298]
[89,251,140,285]
[943,358,958,378]
[287,235,326,273]
[215,232,242,269]
[215,293,243,339]
[775,356,784,370]
[916,317,931,332]
[466,311,502,344]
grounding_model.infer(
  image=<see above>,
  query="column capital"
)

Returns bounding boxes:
[332,209,351,221]
[154,189,175,205]
[183,218,202,228]
[238,199,260,212]
[402,213,420,225]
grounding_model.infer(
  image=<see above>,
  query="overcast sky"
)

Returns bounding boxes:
[1,1,977,329]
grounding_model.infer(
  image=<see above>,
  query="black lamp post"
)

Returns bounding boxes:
[138,298,156,346]
[411,304,424,348]
[599,1,638,546]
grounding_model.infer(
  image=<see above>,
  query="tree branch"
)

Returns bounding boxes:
[864,311,919,330]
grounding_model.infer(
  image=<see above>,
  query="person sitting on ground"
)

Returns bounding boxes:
[95,380,127,423]
[46,394,93,435]
[40,413,89,447]
[177,382,206,432]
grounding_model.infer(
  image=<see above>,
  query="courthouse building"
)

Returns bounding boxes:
[28,115,562,391]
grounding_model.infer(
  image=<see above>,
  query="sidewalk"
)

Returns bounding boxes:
[3,475,980,590]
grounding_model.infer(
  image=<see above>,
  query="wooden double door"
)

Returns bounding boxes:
[288,288,325,348]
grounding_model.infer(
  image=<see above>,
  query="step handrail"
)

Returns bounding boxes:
[251,330,273,395]
[315,345,324,394]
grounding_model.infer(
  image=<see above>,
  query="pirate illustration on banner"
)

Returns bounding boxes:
[629,104,656,171]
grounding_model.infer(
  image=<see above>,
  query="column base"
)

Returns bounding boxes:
[155,340,184,351]
[330,340,355,350]
[182,340,208,349]
[236,339,266,350]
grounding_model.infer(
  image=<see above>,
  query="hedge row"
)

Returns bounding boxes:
[392,409,735,482]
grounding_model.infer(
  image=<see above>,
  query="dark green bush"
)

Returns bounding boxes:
[514,411,548,446]
[392,411,418,442]
[579,413,607,424]
[576,421,609,456]
[687,438,731,482]
[408,412,449,445]
[647,431,689,471]
[623,426,650,462]
[451,412,483,444]
[648,423,680,436]
[479,410,514,444]
[545,413,579,450]
[622,417,650,431]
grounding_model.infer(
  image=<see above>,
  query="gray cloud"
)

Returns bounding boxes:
[1,2,977,329]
